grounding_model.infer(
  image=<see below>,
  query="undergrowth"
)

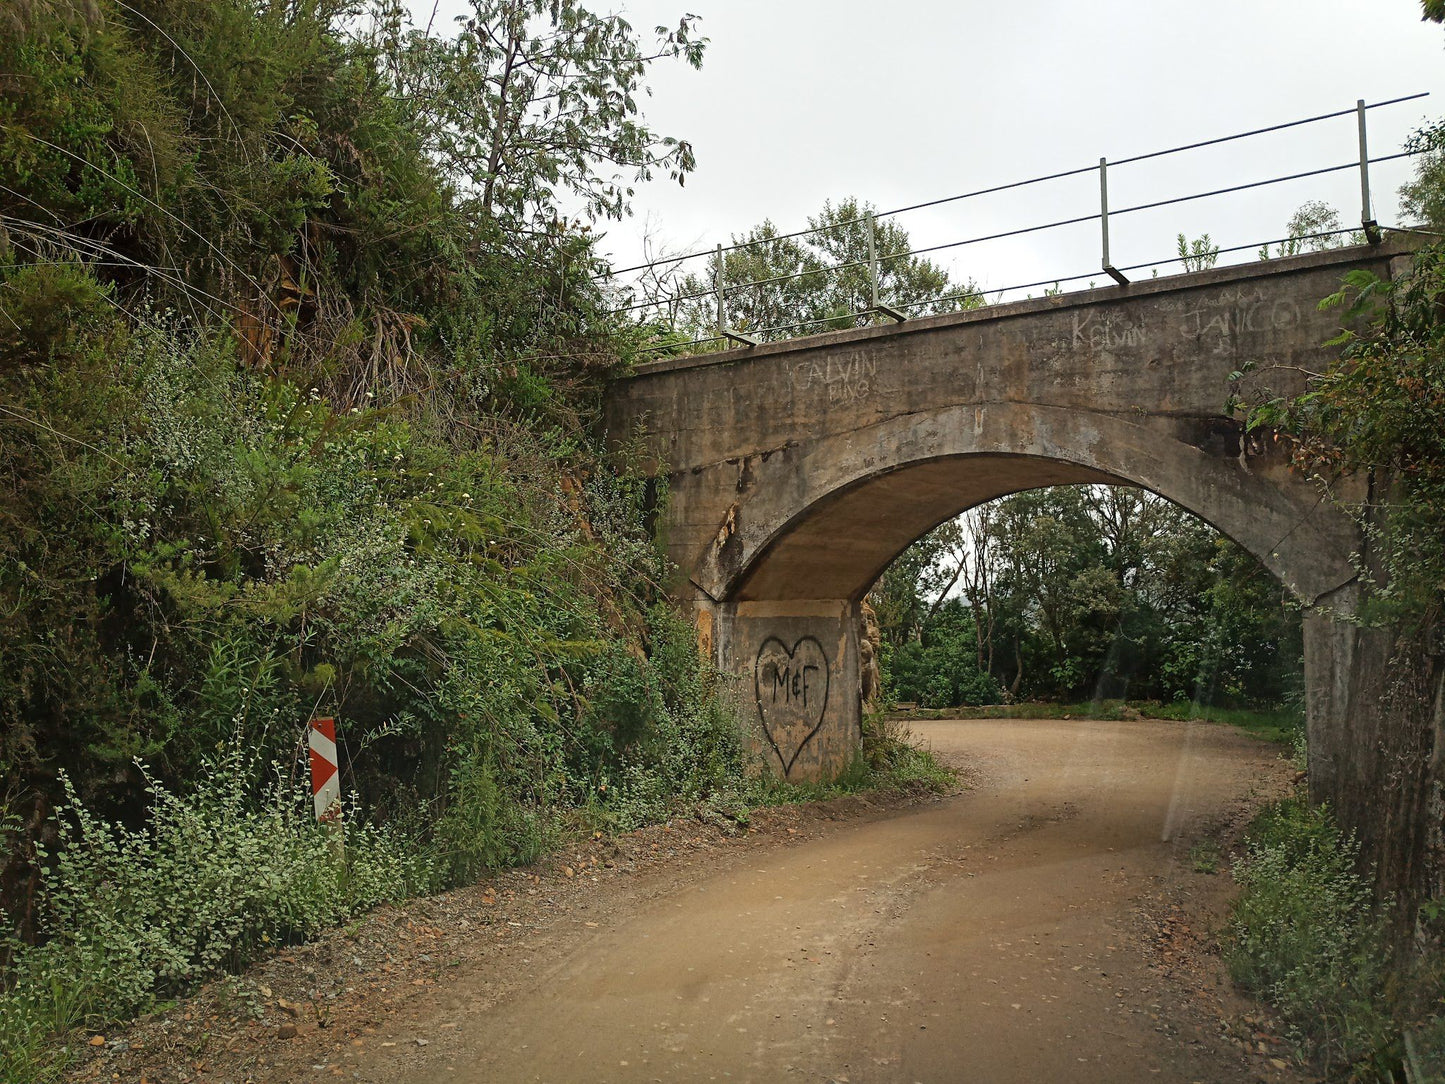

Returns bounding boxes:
[0,753,439,1083]
[1227,796,1445,1081]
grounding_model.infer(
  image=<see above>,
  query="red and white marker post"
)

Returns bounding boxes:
[308,716,342,822]
[308,716,345,864]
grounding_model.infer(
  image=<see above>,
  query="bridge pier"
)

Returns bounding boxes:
[1302,584,1445,918]
[699,596,863,781]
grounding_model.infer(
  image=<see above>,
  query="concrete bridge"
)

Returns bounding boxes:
[606,241,1417,786]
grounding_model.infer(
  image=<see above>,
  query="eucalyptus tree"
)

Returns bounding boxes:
[387,0,705,238]
[670,198,981,341]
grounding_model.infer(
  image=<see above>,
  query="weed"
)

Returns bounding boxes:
[1189,839,1221,875]
[0,754,437,1081]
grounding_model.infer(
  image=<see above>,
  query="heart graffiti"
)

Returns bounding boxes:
[754,635,830,777]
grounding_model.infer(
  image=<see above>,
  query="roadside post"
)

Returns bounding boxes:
[308,716,345,863]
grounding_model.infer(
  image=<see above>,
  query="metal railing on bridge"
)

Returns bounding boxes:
[600,94,1433,355]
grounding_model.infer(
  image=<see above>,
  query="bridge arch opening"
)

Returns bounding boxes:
[699,438,1348,782]
[852,478,1304,715]
[697,405,1359,613]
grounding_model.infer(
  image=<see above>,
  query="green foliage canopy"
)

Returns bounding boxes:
[872,486,1301,709]
[664,197,981,342]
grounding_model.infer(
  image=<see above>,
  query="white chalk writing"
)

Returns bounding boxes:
[1071,311,1148,351]
[1179,289,1300,345]
[794,354,879,405]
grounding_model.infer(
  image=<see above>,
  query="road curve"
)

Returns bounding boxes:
[398,718,1296,1084]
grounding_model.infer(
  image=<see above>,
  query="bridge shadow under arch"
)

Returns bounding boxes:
[708,402,1357,609]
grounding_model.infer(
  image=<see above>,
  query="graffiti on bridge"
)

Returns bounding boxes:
[754,635,830,777]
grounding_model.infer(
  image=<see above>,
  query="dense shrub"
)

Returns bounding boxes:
[883,634,1002,709]
[0,5,951,1079]
[0,755,437,1082]
[1228,797,1445,1081]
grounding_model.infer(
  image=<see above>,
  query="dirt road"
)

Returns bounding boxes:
[400,718,1295,1084]
[77,717,1300,1084]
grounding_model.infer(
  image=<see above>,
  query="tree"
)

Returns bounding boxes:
[390,0,705,236]
[1258,201,1355,260]
[668,197,981,341]
[1398,119,1445,233]
[871,485,1302,707]
[958,504,999,675]
[871,519,969,648]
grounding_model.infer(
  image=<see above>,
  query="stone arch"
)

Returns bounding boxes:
[694,401,1359,609]
[602,245,1417,781]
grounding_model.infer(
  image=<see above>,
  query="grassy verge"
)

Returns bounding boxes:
[1139,701,1302,744]
[1227,795,1445,1081]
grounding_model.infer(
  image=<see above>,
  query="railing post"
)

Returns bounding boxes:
[714,243,725,337]
[867,214,879,310]
[1358,99,1382,244]
[714,243,758,347]
[868,214,905,322]
[1100,157,1129,286]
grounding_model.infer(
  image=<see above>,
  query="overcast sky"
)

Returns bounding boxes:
[415,1,1445,297]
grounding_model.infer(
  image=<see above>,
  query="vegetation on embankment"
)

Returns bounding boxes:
[0,2,951,1080]
[1228,795,1445,1082]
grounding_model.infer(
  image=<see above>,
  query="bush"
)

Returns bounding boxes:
[0,754,438,1082]
[861,715,956,793]
[885,637,1002,709]
[1228,797,1399,1079]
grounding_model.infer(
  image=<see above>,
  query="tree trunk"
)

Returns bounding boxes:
[481,18,524,221]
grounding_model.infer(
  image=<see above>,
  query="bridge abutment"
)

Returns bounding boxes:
[699,596,863,781]
[1303,583,1445,920]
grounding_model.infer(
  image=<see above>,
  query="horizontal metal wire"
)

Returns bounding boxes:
[600,162,1104,280]
[852,94,1432,227]
[876,211,1102,265]
[1113,226,1365,274]
[608,283,713,315]
[597,92,1427,280]
[1108,92,1428,169]
[1109,152,1416,219]
[630,225,1392,355]
[608,261,842,316]
[612,151,1415,317]
[766,152,1414,282]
